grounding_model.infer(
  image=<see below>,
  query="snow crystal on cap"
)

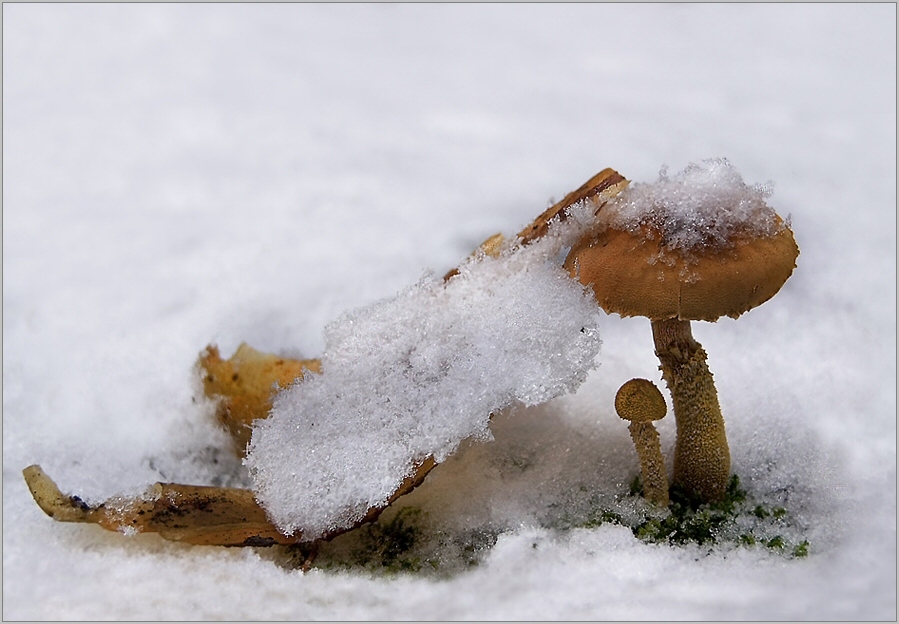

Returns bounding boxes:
[245,227,603,539]
[602,158,785,253]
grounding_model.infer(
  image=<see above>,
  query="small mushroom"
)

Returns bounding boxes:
[615,378,669,507]
[565,161,799,502]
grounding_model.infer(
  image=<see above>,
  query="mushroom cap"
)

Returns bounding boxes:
[615,378,667,423]
[564,220,799,322]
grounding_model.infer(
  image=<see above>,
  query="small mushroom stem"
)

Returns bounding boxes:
[626,421,669,507]
[615,378,669,507]
[651,318,730,502]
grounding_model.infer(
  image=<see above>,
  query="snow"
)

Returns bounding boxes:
[601,157,785,252]
[3,3,895,620]
[248,229,603,539]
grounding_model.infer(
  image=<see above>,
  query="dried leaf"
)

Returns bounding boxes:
[516,168,629,245]
[23,464,300,546]
[199,343,321,455]
[25,168,625,549]
[23,458,435,547]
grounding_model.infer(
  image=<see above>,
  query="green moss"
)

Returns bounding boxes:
[306,506,500,576]
[764,536,785,550]
[280,474,811,575]
[576,474,811,558]
[580,509,625,529]
[629,474,644,497]
[351,507,427,572]
[570,476,741,544]
[304,507,430,574]
[630,474,747,546]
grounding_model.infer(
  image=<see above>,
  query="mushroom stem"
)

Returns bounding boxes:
[651,318,730,502]
[626,421,669,507]
[615,378,669,507]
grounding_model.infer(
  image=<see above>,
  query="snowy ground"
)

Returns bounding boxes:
[3,3,896,620]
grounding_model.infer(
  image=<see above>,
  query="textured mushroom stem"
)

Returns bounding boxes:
[627,422,669,507]
[651,318,730,502]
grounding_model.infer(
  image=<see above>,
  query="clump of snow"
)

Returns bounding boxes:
[246,214,604,539]
[601,158,786,253]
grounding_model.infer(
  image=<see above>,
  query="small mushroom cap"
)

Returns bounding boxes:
[564,221,799,322]
[615,378,667,423]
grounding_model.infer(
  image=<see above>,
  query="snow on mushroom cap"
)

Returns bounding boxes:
[565,158,799,322]
[601,158,786,254]
[245,216,604,540]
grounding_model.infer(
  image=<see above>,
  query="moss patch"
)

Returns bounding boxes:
[307,506,499,576]
[271,473,811,574]
[589,474,811,557]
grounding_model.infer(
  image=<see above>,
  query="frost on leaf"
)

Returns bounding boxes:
[244,169,630,540]
[246,236,605,539]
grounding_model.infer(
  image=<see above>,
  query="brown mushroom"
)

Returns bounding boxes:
[565,164,799,503]
[615,378,669,507]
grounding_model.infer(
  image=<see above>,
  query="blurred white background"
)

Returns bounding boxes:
[4,4,895,620]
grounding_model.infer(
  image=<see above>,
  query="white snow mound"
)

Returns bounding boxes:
[245,212,603,538]
[602,157,786,253]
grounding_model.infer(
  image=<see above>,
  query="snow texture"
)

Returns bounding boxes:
[4,3,895,621]
[248,228,603,538]
[601,157,785,253]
